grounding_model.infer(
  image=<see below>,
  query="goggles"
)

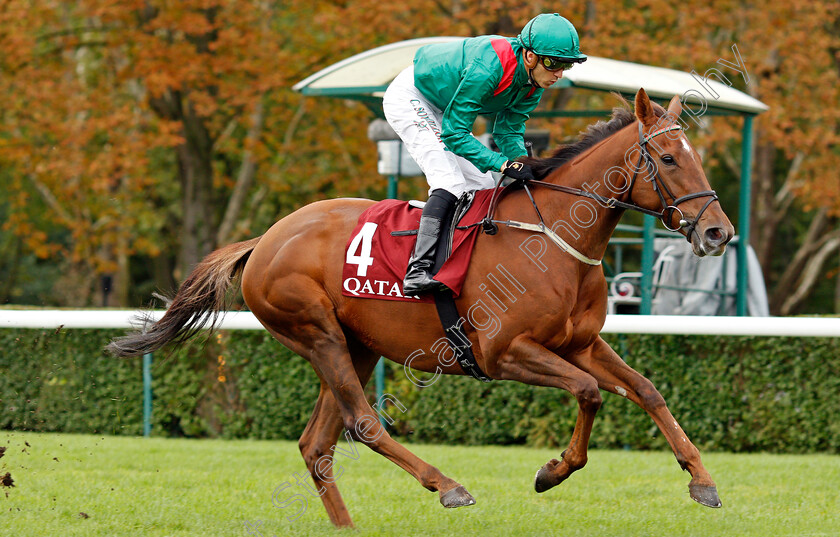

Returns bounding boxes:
[539,56,575,71]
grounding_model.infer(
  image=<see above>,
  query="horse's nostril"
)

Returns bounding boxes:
[705,227,724,245]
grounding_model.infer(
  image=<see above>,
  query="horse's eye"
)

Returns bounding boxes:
[661,155,676,166]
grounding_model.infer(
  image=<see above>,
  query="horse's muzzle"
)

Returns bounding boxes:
[690,222,734,257]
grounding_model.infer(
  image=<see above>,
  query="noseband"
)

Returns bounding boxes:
[478,120,720,265]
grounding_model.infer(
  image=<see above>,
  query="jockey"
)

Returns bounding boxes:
[383,13,587,295]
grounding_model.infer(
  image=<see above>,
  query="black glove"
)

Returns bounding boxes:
[501,160,535,182]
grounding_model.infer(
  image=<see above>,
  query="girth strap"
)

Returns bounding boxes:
[433,288,492,382]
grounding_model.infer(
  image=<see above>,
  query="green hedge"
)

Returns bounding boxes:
[388,334,840,454]
[1,328,838,453]
[0,329,320,439]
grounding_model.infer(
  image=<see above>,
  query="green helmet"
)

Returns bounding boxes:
[519,13,587,63]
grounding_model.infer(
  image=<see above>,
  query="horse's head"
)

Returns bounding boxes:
[629,89,734,256]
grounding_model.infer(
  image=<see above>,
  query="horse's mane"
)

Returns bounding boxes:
[521,97,667,180]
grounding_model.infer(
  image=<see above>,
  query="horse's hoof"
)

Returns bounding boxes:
[689,483,722,508]
[534,466,552,493]
[439,485,476,508]
[534,460,561,493]
[534,466,560,492]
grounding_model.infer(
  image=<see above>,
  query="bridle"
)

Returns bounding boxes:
[629,121,719,237]
[478,120,720,266]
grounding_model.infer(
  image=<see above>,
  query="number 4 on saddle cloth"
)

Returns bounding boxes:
[342,190,496,303]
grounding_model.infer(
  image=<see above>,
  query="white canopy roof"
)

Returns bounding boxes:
[293,37,768,115]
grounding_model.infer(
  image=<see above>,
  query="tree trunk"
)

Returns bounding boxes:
[779,232,840,315]
[769,208,840,314]
[139,4,220,284]
[216,98,265,246]
[175,102,216,281]
[0,236,22,303]
[152,252,176,303]
[835,242,840,313]
[114,248,130,307]
[750,130,777,272]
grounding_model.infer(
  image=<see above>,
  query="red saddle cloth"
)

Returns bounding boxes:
[341,189,496,302]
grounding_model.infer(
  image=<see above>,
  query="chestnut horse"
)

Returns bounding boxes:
[108,89,733,527]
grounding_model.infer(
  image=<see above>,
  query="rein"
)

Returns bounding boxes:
[478,121,719,266]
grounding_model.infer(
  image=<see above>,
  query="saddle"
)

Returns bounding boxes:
[341,190,496,303]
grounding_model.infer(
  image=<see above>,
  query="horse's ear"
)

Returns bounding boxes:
[634,88,656,126]
[667,95,682,117]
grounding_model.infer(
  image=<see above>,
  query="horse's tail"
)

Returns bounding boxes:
[105,236,262,357]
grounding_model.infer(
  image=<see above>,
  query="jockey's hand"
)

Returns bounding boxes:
[501,160,535,182]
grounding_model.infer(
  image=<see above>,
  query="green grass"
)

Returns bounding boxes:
[0,432,838,537]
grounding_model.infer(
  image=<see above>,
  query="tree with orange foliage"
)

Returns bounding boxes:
[1,0,839,314]
[0,1,379,305]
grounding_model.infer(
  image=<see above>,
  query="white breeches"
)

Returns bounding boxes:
[382,66,495,198]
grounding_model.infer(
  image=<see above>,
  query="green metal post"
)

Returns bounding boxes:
[387,174,398,199]
[640,214,656,315]
[736,116,754,316]
[143,353,152,437]
[374,173,399,427]
[375,361,386,427]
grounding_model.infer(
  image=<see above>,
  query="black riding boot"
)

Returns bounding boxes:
[403,189,458,295]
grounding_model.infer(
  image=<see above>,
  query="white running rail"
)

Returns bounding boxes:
[0,310,838,337]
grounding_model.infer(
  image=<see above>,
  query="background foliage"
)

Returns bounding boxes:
[2,327,838,454]
[0,1,839,314]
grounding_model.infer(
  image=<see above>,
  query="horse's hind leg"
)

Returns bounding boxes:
[571,337,721,508]
[267,300,473,510]
[297,340,378,528]
[309,342,473,508]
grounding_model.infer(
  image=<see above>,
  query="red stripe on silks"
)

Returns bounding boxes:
[491,38,517,96]
[526,86,536,98]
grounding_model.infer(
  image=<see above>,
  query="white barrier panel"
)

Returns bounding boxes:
[0,310,264,330]
[0,310,838,337]
[0,309,160,329]
[602,315,840,337]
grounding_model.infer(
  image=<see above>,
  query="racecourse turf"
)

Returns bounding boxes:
[0,432,837,537]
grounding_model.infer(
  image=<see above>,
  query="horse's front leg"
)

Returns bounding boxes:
[569,336,721,508]
[493,336,603,492]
